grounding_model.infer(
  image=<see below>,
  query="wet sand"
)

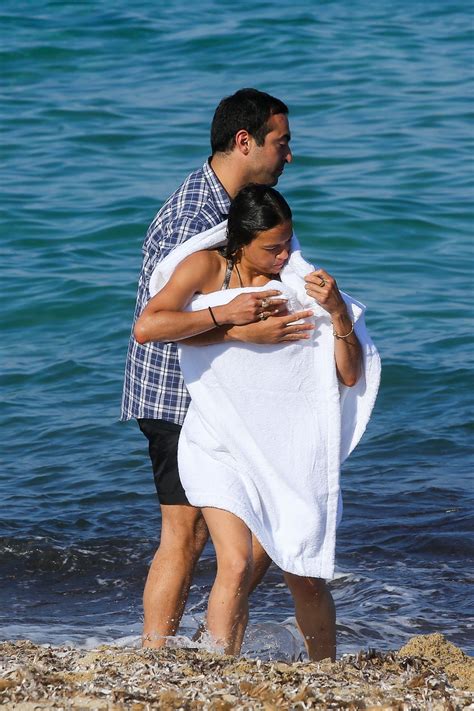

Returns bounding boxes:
[0,633,472,709]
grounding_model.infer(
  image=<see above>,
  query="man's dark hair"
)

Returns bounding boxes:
[225,184,292,258]
[211,88,288,155]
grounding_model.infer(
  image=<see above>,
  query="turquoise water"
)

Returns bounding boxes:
[1,1,473,658]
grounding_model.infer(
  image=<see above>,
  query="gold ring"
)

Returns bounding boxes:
[261,298,269,308]
[319,278,326,287]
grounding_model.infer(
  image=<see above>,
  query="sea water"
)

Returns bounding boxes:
[1,0,473,659]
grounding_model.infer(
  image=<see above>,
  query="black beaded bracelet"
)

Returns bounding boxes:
[208,306,221,328]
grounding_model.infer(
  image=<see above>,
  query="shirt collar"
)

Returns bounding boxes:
[203,159,231,216]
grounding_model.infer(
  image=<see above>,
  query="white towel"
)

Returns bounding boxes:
[150,221,381,579]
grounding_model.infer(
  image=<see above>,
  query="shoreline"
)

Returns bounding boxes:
[0,633,472,709]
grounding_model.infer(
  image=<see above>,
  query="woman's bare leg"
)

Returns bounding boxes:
[192,531,271,644]
[202,507,253,655]
[284,573,336,661]
[250,535,271,592]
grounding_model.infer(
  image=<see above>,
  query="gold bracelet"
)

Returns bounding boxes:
[208,306,221,328]
[332,319,354,339]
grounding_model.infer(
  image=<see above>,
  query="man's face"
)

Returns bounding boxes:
[248,113,292,186]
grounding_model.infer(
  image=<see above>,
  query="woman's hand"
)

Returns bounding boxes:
[216,289,288,326]
[304,269,347,318]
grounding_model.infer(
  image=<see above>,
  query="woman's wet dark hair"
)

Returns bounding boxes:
[225,184,292,259]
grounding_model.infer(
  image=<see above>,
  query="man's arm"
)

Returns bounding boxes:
[144,213,210,264]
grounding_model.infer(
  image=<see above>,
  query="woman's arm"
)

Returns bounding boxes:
[183,310,316,346]
[134,252,284,344]
[304,269,362,387]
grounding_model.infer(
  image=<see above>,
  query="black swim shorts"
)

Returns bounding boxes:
[137,418,189,505]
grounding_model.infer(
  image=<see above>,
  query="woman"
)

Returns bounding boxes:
[135,185,379,660]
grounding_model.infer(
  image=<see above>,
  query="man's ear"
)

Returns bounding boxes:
[235,129,251,155]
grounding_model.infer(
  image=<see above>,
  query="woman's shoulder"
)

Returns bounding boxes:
[178,249,222,274]
[173,249,225,291]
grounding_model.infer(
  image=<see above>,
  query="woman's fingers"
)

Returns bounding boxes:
[304,269,333,290]
[279,323,315,341]
[282,309,314,323]
[309,268,329,280]
[259,289,283,298]
[254,294,287,315]
[236,308,315,343]
[223,293,316,328]
[256,291,287,310]
[224,291,287,325]
[278,316,314,341]
[250,291,288,320]
[277,310,315,340]
[303,270,347,316]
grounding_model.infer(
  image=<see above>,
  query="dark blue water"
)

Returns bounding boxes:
[1,0,473,659]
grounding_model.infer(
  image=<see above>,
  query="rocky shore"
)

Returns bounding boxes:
[1,633,472,709]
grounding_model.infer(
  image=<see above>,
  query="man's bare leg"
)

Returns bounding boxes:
[283,573,336,661]
[142,504,208,648]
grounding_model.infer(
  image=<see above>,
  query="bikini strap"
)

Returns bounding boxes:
[221,259,234,290]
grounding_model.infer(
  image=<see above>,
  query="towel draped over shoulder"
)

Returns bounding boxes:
[149,221,380,579]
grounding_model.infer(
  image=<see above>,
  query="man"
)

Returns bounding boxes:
[122,88,315,648]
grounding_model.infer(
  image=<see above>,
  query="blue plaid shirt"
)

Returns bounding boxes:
[121,160,230,424]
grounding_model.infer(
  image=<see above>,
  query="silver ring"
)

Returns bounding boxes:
[259,312,268,321]
[261,298,269,308]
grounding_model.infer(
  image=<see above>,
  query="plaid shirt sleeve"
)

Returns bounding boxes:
[121,164,230,424]
[141,213,211,293]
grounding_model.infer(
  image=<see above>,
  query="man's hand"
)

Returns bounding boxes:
[227,310,315,344]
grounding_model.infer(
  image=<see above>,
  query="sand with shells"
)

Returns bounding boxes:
[0,633,472,709]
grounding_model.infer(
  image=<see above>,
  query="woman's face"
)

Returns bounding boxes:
[242,219,293,275]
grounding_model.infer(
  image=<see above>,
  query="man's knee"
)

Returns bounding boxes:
[159,504,209,556]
